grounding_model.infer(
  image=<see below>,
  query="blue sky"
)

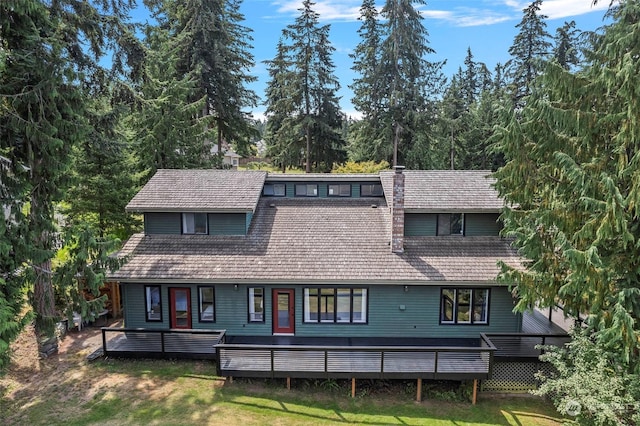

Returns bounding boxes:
[131,0,612,119]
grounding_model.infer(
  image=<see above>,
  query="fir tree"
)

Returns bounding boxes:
[507,0,552,108]
[1,0,141,356]
[264,0,346,172]
[495,0,640,371]
[378,0,444,167]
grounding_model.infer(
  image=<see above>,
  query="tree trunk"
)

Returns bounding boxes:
[306,124,312,173]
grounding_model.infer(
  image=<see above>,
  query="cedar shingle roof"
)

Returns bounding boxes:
[113,197,521,283]
[126,169,267,213]
[379,170,503,212]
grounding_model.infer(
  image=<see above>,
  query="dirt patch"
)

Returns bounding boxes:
[0,318,194,424]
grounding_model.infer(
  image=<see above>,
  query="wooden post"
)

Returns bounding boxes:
[472,379,478,405]
[229,376,233,384]
[416,378,422,402]
[351,378,356,398]
[286,377,291,390]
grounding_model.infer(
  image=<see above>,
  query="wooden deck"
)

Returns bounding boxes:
[215,336,495,380]
[102,328,225,359]
[100,311,568,380]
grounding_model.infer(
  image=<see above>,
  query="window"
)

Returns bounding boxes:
[145,285,162,322]
[304,287,367,324]
[182,213,208,234]
[248,287,264,322]
[328,184,351,197]
[198,286,215,322]
[295,184,318,197]
[263,183,286,196]
[361,183,383,197]
[437,213,464,236]
[440,288,489,324]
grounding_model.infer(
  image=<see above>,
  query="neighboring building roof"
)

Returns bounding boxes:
[379,170,503,212]
[113,197,521,284]
[126,169,267,213]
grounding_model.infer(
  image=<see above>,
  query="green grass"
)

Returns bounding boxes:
[2,358,567,426]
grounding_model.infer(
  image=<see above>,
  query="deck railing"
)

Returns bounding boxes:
[215,334,497,380]
[482,333,570,360]
[102,327,226,359]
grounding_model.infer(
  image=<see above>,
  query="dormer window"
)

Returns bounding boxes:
[182,213,208,234]
[328,184,351,197]
[295,184,318,197]
[263,183,285,196]
[361,183,383,197]
[437,213,464,236]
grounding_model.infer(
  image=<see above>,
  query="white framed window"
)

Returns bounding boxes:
[198,286,215,322]
[182,213,208,234]
[248,287,264,322]
[145,285,162,322]
[304,287,367,324]
[328,184,351,197]
[440,288,489,324]
[263,183,286,196]
[295,184,318,197]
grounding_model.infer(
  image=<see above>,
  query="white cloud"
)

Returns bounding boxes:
[538,0,611,20]
[421,7,512,27]
[272,0,361,22]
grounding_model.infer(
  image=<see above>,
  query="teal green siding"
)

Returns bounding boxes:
[122,283,521,338]
[465,213,502,236]
[144,213,181,235]
[245,212,253,233]
[405,214,437,236]
[209,213,246,235]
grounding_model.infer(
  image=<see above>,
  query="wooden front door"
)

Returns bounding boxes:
[272,289,295,334]
[169,287,192,329]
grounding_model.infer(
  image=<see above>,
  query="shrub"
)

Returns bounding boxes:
[533,328,640,425]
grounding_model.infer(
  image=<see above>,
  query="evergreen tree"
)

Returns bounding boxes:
[507,0,552,108]
[131,22,216,181]
[495,1,640,371]
[348,0,386,160]
[0,0,141,355]
[264,0,346,172]
[264,39,303,172]
[65,96,139,240]
[150,0,257,156]
[553,20,582,70]
[378,0,444,167]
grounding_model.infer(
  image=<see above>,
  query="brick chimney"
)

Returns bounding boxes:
[391,166,405,253]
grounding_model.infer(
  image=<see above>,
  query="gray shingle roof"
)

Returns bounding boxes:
[113,197,521,283]
[379,170,503,212]
[126,169,267,213]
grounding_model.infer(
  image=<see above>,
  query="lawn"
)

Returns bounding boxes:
[0,324,567,425]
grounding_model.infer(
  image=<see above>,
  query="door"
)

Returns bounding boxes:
[169,288,192,329]
[272,288,295,334]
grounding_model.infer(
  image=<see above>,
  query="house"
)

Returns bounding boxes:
[106,167,567,399]
[210,142,241,169]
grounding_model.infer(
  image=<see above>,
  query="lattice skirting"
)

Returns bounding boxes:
[481,361,555,392]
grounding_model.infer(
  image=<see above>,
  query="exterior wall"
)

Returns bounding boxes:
[405,214,437,236]
[144,212,248,235]
[122,283,521,338]
[465,213,501,236]
[209,213,246,235]
[144,213,181,235]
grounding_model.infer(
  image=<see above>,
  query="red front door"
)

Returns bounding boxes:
[272,289,295,334]
[169,288,192,329]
